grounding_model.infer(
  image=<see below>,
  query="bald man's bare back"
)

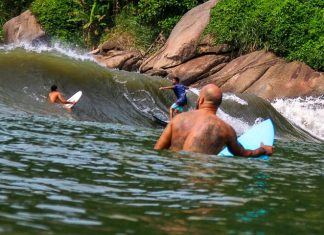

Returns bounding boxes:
[155,109,229,154]
[155,109,272,157]
[155,84,273,157]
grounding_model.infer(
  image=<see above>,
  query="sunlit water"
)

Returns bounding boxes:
[0,45,323,234]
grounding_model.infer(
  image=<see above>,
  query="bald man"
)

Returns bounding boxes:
[154,84,273,157]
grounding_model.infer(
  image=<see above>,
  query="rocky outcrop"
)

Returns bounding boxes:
[167,54,229,85]
[139,0,219,73]
[89,34,145,72]
[94,50,142,71]
[245,59,324,99]
[90,0,323,100]
[3,10,47,44]
[194,50,324,100]
[91,0,219,74]
[195,51,280,90]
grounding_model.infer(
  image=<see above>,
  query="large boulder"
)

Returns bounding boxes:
[167,54,229,85]
[3,10,47,44]
[139,0,218,73]
[195,51,280,88]
[245,61,324,100]
[94,50,142,72]
[194,50,324,100]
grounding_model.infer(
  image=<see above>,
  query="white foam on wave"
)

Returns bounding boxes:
[188,87,200,96]
[217,109,250,135]
[223,93,248,105]
[188,89,248,105]
[0,41,95,62]
[272,96,324,140]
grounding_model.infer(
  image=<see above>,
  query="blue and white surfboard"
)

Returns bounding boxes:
[219,119,275,159]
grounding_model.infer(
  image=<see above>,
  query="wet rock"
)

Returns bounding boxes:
[144,69,168,77]
[100,41,124,53]
[195,51,279,87]
[197,44,233,55]
[197,35,233,55]
[194,50,324,100]
[94,50,142,71]
[245,61,324,100]
[3,10,47,44]
[121,56,143,72]
[167,54,229,85]
[140,0,218,73]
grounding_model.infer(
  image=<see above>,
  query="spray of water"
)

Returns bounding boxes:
[272,96,324,140]
[0,41,95,62]
[217,109,250,135]
[223,93,248,106]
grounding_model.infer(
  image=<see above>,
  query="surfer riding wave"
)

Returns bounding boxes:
[159,76,188,120]
[48,85,75,111]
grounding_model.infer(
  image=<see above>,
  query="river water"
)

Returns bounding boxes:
[0,44,323,235]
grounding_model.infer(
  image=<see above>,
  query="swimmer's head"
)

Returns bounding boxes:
[51,85,57,92]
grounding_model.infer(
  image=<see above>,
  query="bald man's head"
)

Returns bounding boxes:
[199,84,222,107]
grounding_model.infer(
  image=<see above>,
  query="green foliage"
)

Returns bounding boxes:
[2,0,206,49]
[104,0,207,51]
[72,0,112,48]
[0,0,33,18]
[2,0,321,70]
[30,0,133,48]
[102,5,158,52]
[31,0,84,46]
[0,2,5,42]
[137,0,206,35]
[206,0,324,70]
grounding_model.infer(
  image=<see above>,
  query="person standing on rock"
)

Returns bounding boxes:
[159,76,188,120]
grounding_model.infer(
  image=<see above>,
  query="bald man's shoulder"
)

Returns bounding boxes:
[173,109,221,125]
[172,109,195,122]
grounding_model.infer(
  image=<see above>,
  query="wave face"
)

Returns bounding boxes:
[0,47,171,126]
[0,46,322,141]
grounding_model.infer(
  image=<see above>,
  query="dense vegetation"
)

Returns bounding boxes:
[30,0,205,49]
[0,0,204,48]
[0,0,323,70]
[206,0,324,70]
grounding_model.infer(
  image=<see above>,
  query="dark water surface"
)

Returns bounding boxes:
[0,47,323,234]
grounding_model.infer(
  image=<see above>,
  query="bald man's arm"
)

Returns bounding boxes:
[154,122,172,150]
[226,126,272,157]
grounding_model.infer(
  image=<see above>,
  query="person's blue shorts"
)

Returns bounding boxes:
[171,103,184,112]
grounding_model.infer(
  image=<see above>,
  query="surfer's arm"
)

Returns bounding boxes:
[58,93,75,104]
[154,123,172,150]
[159,86,175,90]
[226,126,273,157]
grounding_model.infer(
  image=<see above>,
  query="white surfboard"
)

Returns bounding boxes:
[64,91,82,109]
